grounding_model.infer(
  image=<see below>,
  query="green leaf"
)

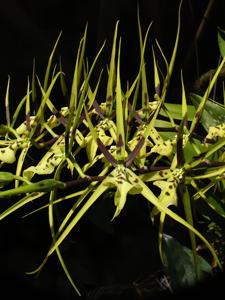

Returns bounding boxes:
[218,27,225,58]
[0,192,45,220]
[162,234,212,290]
[47,162,81,296]
[189,57,225,135]
[45,179,109,258]
[137,7,152,111]
[5,76,11,127]
[25,77,31,131]
[106,21,119,116]
[159,103,195,121]
[11,94,28,129]
[29,71,62,138]
[152,46,160,95]
[182,185,198,277]
[206,195,225,218]
[69,25,87,111]
[181,71,188,121]
[186,137,225,170]
[116,38,126,160]
[190,93,225,131]
[87,69,103,109]
[194,191,225,218]
[129,17,151,123]
[32,59,37,106]
[161,0,183,100]
[44,31,62,91]
[142,0,184,139]
[67,41,105,154]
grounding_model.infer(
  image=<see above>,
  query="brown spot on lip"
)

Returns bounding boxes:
[159,170,164,177]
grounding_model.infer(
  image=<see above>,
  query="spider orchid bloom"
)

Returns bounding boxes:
[150,139,175,157]
[86,119,116,162]
[128,123,153,167]
[151,179,178,217]
[23,136,65,180]
[75,119,116,162]
[15,116,36,136]
[103,164,142,220]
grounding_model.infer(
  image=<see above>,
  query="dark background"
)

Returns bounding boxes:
[1,1,225,299]
[1,0,225,107]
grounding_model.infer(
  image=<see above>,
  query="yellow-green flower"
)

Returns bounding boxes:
[151,139,174,157]
[103,165,142,219]
[0,143,17,164]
